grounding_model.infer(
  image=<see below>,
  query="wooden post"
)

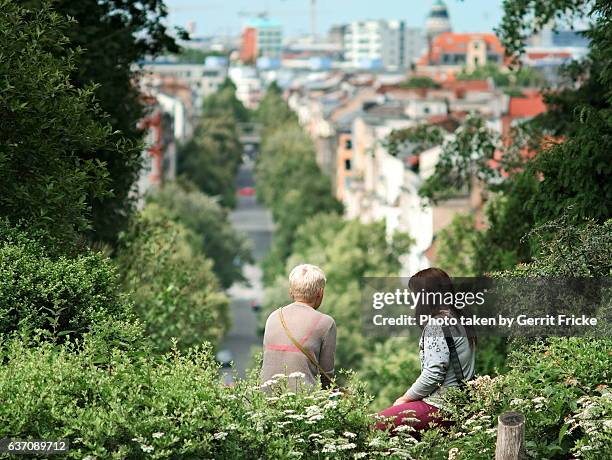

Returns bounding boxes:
[495,411,525,460]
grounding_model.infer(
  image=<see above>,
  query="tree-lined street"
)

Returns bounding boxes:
[222,160,274,376]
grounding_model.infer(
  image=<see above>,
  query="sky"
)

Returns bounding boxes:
[165,0,505,39]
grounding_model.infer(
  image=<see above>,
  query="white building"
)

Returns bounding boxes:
[344,20,424,70]
[228,66,263,109]
[140,61,227,111]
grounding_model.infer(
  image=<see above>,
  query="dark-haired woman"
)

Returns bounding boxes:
[376,268,476,432]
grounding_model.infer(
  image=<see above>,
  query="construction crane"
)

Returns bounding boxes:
[237,10,270,20]
[281,0,317,39]
[309,0,317,39]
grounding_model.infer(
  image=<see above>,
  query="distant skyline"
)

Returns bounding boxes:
[165,0,504,38]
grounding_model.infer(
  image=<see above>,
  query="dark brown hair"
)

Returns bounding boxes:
[409,267,477,349]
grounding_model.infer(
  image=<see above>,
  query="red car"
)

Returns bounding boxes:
[237,186,256,197]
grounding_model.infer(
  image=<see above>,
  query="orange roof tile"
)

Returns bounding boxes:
[508,91,546,118]
[441,79,491,92]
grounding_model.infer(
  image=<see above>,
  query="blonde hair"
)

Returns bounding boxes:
[289,264,326,302]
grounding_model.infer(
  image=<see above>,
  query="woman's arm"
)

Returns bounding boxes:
[403,324,450,401]
[319,319,336,388]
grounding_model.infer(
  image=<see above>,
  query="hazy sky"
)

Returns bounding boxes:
[165,0,505,38]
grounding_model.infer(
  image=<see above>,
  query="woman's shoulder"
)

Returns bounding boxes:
[315,310,335,328]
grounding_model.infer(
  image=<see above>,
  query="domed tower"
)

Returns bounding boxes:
[425,0,452,63]
[426,0,452,42]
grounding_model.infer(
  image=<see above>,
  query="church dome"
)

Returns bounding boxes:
[426,0,452,39]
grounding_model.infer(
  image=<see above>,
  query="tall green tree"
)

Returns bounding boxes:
[116,204,230,351]
[21,0,185,244]
[0,1,139,249]
[177,115,243,208]
[256,82,298,133]
[146,182,252,288]
[256,124,342,283]
[201,78,250,123]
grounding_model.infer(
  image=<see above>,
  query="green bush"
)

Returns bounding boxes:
[404,219,612,459]
[0,222,130,340]
[0,332,413,459]
[116,204,230,352]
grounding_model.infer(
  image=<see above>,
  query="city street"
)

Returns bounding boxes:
[220,160,274,377]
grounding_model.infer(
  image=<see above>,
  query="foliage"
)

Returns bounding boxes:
[256,124,342,283]
[22,0,184,244]
[177,115,243,208]
[384,124,445,157]
[398,76,441,89]
[358,338,422,409]
[419,115,502,203]
[457,63,545,88]
[0,220,130,341]
[0,332,417,459]
[116,204,229,352]
[513,217,612,277]
[525,107,612,223]
[200,78,250,123]
[146,182,252,288]
[256,82,298,134]
[434,213,482,277]
[0,1,135,249]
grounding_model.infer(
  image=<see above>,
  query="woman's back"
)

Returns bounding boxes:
[261,301,336,389]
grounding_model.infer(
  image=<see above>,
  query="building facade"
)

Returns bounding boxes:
[240,17,283,63]
[344,20,424,70]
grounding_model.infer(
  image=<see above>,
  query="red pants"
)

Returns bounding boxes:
[376,400,451,432]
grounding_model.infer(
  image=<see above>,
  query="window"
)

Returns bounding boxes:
[344,159,352,171]
[345,139,352,149]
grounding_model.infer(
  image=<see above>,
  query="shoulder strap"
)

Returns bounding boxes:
[278,307,334,383]
[441,326,466,388]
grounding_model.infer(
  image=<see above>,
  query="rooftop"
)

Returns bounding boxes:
[419,32,504,65]
[508,91,546,118]
[245,17,281,29]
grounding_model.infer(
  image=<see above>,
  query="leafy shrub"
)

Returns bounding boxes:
[358,338,422,409]
[116,204,230,352]
[0,222,129,340]
[0,333,412,459]
[405,219,612,459]
[430,338,612,460]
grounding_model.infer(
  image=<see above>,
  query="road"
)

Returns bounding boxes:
[220,160,274,378]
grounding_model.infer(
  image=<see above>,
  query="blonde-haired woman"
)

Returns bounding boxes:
[261,264,336,389]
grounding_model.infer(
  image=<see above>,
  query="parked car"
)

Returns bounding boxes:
[237,186,255,197]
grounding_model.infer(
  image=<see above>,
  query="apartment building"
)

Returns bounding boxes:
[344,20,424,70]
[240,17,283,63]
